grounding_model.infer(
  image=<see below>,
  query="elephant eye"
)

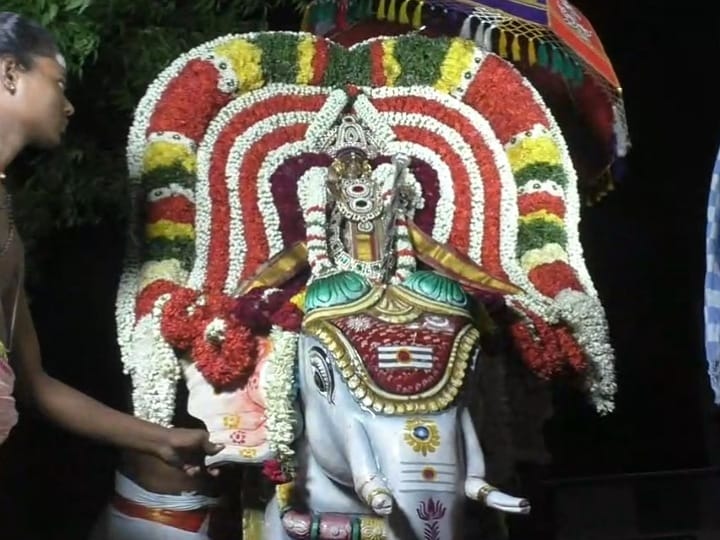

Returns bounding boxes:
[313,371,328,392]
[309,347,334,403]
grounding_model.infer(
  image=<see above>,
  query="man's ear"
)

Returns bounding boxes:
[0,56,20,95]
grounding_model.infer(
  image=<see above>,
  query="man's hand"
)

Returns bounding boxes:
[156,427,224,477]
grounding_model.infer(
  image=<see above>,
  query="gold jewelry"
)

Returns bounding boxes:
[357,474,380,495]
[365,487,392,505]
[359,515,386,540]
[476,484,498,503]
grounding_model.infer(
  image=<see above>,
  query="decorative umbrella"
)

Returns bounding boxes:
[301,0,630,203]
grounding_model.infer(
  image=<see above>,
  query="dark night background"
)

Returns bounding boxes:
[2,1,720,539]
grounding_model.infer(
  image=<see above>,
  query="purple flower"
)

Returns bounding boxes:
[416,497,447,521]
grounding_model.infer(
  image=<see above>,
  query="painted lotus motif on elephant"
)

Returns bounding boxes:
[116,30,616,539]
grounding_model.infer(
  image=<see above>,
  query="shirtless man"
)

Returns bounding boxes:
[89,386,246,540]
[0,9,226,528]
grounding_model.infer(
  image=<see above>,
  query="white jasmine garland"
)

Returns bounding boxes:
[115,263,140,380]
[190,85,331,291]
[374,162,397,206]
[377,110,485,262]
[257,141,313,258]
[204,317,227,343]
[353,93,395,148]
[371,86,519,285]
[383,140,454,243]
[403,169,425,211]
[262,327,300,473]
[298,166,333,278]
[555,289,616,413]
[222,111,316,292]
[125,295,182,426]
[306,88,349,149]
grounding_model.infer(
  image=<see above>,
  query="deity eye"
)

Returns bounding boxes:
[344,182,369,197]
[349,197,373,214]
[309,346,334,403]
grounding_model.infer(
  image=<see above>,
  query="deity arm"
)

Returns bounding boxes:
[346,417,394,516]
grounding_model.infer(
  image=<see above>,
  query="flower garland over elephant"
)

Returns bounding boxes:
[116,31,616,539]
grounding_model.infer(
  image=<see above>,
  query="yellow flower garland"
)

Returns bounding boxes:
[296,34,316,85]
[382,39,401,86]
[214,39,264,93]
[143,141,196,174]
[505,134,561,173]
[434,38,475,94]
[145,220,195,241]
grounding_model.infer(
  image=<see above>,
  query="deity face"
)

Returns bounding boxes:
[327,150,384,225]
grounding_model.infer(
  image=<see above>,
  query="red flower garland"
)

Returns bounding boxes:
[148,59,231,142]
[135,280,179,319]
[232,284,305,335]
[528,262,584,299]
[262,458,289,484]
[161,287,204,350]
[160,287,259,390]
[192,323,257,390]
[270,302,303,332]
[509,309,586,378]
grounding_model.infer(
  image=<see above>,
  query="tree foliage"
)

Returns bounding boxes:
[3,0,310,254]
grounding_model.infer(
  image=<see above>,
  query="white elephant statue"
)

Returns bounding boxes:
[117,30,615,540]
[262,275,530,539]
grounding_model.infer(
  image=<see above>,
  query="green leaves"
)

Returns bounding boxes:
[3,0,99,73]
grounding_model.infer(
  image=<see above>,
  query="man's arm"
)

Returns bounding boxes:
[10,286,221,473]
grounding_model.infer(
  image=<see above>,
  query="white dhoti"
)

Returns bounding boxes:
[89,472,220,540]
[0,345,18,445]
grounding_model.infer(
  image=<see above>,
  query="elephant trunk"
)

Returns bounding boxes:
[347,417,394,516]
[461,408,531,514]
[358,412,464,539]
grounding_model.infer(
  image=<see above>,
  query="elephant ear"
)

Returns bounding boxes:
[445,50,615,412]
[334,37,613,412]
[115,33,341,433]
